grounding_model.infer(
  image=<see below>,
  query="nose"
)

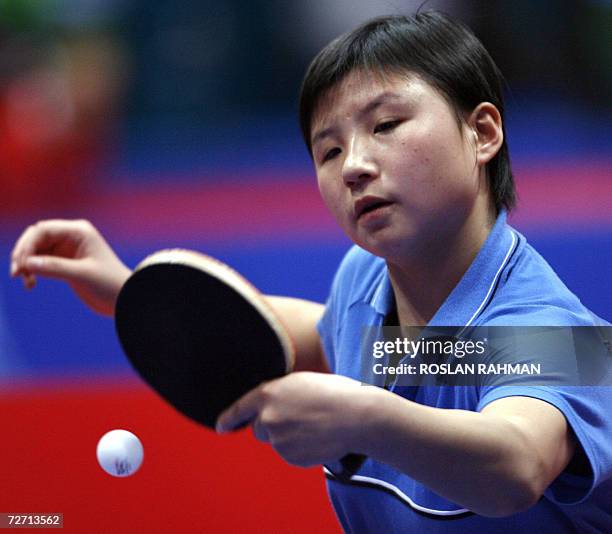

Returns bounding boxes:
[342,136,379,188]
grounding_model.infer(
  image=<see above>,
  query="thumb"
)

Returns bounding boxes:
[24,255,84,282]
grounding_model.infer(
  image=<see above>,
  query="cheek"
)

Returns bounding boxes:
[316,173,329,200]
[317,175,342,215]
[385,141,437,190]
[392,128,472,191]
[388,123,441,173]
[317,174,356,233]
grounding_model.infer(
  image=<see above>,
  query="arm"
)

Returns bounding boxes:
[217,376,575,517]
[354,390,575,517]
[264,296,328,373]
[10,220,328,370]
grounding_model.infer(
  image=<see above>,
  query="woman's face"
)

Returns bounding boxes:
[311,70,484,262]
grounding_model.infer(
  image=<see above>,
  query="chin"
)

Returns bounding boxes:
[355,232,418,262]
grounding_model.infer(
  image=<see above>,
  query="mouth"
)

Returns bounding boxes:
[355,196,393,219]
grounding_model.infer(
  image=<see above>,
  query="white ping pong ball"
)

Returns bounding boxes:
[96,429,144,477]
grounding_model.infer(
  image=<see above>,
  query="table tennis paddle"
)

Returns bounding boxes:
[114,249,365,481]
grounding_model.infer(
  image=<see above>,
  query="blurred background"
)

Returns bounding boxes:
[0,1,610,532]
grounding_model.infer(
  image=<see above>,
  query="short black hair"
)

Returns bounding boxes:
[299,11,516,213]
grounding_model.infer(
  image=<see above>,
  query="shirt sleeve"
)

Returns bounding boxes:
[477,385,612,504]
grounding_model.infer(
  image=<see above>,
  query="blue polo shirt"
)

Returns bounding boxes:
[318,211,612,532]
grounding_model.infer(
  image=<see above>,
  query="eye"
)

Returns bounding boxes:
[374,120,401,134]
[322,147,341,163]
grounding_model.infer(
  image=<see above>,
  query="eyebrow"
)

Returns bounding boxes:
[311,91,403,147]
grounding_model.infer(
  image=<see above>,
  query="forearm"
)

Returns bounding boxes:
[353,388,545,517]
[264,296,328,372]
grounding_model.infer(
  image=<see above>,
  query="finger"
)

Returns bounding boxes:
[216,386,264,433]
[11,224,38,275]
[252,417,270,443]
[23,255,84,282]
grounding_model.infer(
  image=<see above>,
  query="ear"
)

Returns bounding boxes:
[467,102,503,166]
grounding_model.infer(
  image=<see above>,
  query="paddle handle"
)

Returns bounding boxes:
[335,453,367,481]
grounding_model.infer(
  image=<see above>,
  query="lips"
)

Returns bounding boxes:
[354,196,393,219]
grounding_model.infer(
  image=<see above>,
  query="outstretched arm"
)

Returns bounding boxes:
[217,374,575,517]
[10,220,328,373]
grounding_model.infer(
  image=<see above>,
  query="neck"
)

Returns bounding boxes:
[387,202,496,326]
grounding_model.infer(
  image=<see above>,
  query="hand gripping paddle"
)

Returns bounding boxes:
[114,249,364,481]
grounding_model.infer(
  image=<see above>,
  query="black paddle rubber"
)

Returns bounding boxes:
[115,262,288,428]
